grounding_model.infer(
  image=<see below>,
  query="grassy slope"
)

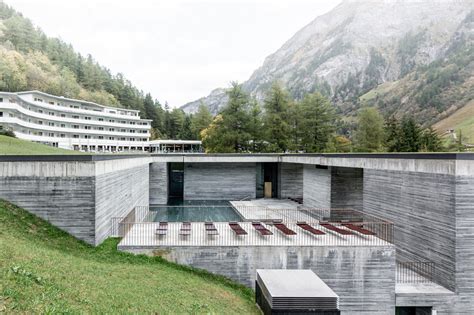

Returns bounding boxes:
[433,100,474,144]
[0,200,257,313]
[0,135,82,155]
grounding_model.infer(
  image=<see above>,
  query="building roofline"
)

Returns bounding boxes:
[0,152,472,162]
[15,90,142,113]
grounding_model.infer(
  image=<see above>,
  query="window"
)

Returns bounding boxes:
[84,126,91,130]
[38,132,43,136]
[60,134,65,138]
[49,112,55,116]
[0,112,2,117]
[98,127,104,131]
[60,124,66,128]
[121,129,126,132]
[85,117,91,120]
[109,119,115,123]
[0,98,3,102]
[109,137,114,140]
[60,114,66,117]
[38,121,43,125]
[73,135,79,138]
[48,122,55,126]
[98,118,104,121]
[129,130,135,133]
[73,125,79,129]
[120,137,126,141]
[38,110,43,114]
[109,128,115,132]
[84,135,91,139]
[98,136,104,140]
[49,101,54,105]
[48,133,54,137]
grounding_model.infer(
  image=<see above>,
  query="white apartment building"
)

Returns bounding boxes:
[0,91,152,152]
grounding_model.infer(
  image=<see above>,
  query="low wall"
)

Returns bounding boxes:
[183,162,256,200]
[122,245,395,314]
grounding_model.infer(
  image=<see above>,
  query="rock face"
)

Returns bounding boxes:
[181,0,472,116]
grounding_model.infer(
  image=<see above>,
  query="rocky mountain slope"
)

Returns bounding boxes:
[181,0,473,125]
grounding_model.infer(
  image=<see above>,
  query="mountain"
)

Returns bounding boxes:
[181,0,473,126]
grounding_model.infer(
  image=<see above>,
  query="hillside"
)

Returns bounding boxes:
[0,199,257,313]
[433,100,474,144]
[0,135,83,154]
[181,1,473,126]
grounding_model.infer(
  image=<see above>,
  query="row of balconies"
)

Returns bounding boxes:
[0,116,150,139]
[0,93,150,122]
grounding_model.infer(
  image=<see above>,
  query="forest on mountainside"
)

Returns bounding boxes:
[0,2,196,139]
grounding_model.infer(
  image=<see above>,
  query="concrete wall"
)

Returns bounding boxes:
[330,167,363,211]
[95,163,149,245]
[183,162,256,200]
[0,158,151,245]
[149,162,168,204]
[0,161,97,244]
[279,163,303,199]
[126,245,395,315]
[363,169,456,291]
[453,171,474,312]
[303,165,331,208]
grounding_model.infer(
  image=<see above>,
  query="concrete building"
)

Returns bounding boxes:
[0,91,152,152]
[0,153,473,314]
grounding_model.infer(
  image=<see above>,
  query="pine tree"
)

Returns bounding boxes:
[385,116,401,152]
[299,92,336,153]
[201,82,252,152]
[262,83,291,152]
[191,103,213,139]
[248,100,264,152]
[353,107,385,152]
[421,127,443,152]
[179,114,194,139]
[398,116,422,152]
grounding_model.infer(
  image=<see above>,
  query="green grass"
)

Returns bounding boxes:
[0,135,82,155]
[434,100,474,144]
[0,200,258,313]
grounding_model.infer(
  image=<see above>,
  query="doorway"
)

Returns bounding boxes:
[168,162,184,202]
[256,163,279,198]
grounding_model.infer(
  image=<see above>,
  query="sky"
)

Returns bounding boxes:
[6,0,341,107]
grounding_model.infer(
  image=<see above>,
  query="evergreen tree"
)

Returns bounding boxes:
[191,103,213,139]
[163,102,172,138]
[262,83,291,152]
[353,107,385,152]
[179,114,195,139]
[287,102,303,152]
[398,116,422,152]
[298,92,336,152]
[248,100,264,152]
[169,108,185,139]
[201,82,252,152]
[385,116,401,152]
[421,127,443,152]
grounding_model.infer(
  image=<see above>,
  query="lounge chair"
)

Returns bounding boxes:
[252,222,273,236]
[205,222,219,235]
[229,222,248,235]
[342,223,376,235]
[179,222,191,236]
[273,222,297,235]
[320,222,353,235]
[296,221,325,235]
[156,221,168,236]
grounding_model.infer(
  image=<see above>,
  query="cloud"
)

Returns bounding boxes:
[6,0,341,107]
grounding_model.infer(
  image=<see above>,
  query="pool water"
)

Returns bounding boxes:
[147,200,243,222]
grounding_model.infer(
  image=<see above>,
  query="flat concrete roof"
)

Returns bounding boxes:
[257,269,338,298]
[0,152,473,162]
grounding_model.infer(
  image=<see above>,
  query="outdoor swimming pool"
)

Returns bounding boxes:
[147,200,243,222]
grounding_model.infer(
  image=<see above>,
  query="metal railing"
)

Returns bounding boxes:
[116,221,394,247]
[396,261,435,283]
[110,205,150,237]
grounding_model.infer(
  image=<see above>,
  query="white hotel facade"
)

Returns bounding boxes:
[0,91,152,152]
